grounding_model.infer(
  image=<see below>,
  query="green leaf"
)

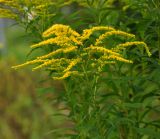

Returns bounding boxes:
[134,127,160,138]
[123,102,143,109]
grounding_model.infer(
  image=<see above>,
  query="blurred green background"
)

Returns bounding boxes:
[0,20,66,139]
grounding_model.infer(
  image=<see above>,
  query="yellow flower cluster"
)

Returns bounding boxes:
[32,59,58,71]
[0,8,17,19]
[116,41,152,57]
[0,0,58,20]
[33,59,66,72]
[0,0,20,8]
[12,24,151,80]
[31,37,71,48]
[43,24,80,38]
[63,58,81,72]
[84,45,120,56]
[95,30,135,45]
[36,46,77,60]
[31,24,83,49]
[12,59,47,70]
[101,55,133,63]
[53,71,79,80]
[80,26,115,41]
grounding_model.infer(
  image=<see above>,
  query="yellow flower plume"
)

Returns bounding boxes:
[12,24,151,80]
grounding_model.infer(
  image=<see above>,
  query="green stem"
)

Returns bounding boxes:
[158,26,160,59]
[119,125,127,139]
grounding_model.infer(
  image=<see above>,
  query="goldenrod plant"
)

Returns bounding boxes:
[12,24,152,138]
[1,0,160,138]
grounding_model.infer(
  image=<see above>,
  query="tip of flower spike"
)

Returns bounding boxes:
[123,59,133,64]
[11,66,17,70]
[129,60,133,63]
[148,52,152,57]
[11,65,24,70]
[30,44,37,48]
